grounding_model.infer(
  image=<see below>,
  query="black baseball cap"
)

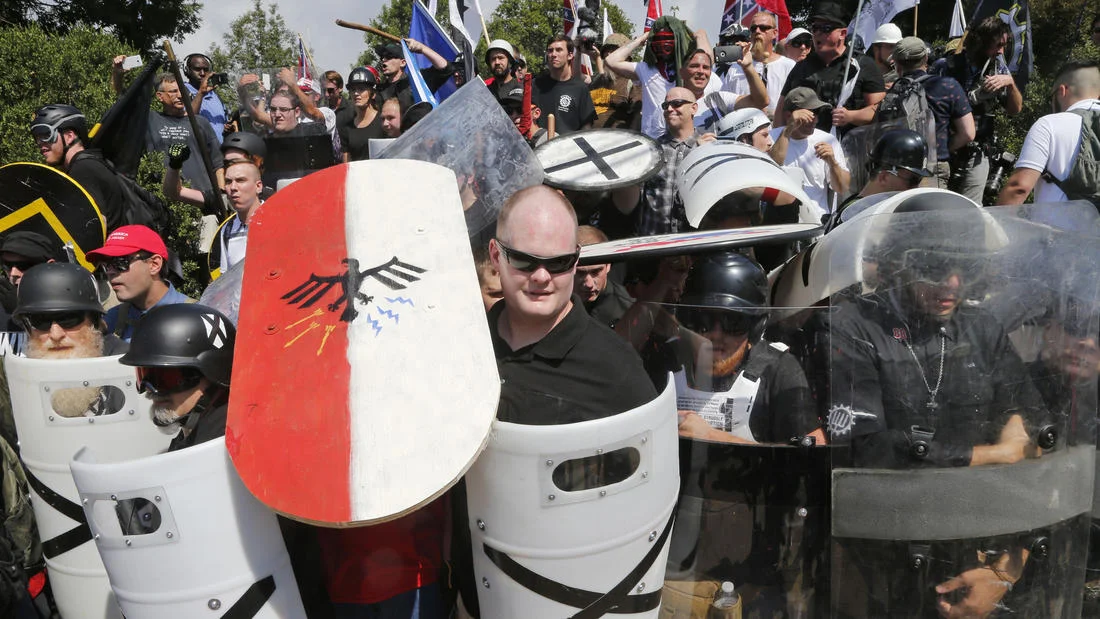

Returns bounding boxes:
[374,43,403,60]
[0,231,59,262]
[811,1,852,26]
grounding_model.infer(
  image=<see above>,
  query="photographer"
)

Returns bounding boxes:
[183,53,230,143]
[719,12,795,117]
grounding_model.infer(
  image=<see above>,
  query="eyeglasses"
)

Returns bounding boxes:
[325,87,339,94]
[2,259,39,274]
[269,106,296,113]
[749,24,775,32]
[661,99,695,110]
[22,312,89,332]
[136,366,203,396]
[810,23,842,34]
[101,252,151,276]
[496,241,580,274]
[676,308,757,336]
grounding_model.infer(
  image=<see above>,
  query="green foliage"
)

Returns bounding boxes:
[135,154,207,297]
[3,0,201,51]
[0,24,132,164]
[209,0,298,73]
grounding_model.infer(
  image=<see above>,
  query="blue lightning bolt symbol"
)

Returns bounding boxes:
[377,308,400,324]
[365,313,383,337]
[386,296,415,307]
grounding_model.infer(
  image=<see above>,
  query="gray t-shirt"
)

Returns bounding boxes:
[145,112,223,192]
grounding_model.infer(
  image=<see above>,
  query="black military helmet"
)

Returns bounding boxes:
[681,252,769,315]
[221,131,267,162]
[346,66,378,89]
[13,263,102,320]
[871,129,933,178]
[120,304,236,387]
[30,104,87,141]
[876,190,992,285]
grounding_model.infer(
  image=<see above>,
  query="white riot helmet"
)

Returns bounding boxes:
[872,23,903,45]
[715,108,771,142]
[484,39,517,67]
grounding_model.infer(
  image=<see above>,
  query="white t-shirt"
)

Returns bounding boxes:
[694,91,741,133]
[769,127,849,218]
[1015,99,1100,203]
[721,55,795,115]
[635,61,723,138]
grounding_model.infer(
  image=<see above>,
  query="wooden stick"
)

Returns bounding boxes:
[335,19,402,42]
[547,114,556,141]
[912,2,919,36]
[479,14,492,47]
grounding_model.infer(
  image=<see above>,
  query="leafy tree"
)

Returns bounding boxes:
[355,0,455,67]
[4,0,201,51]
[209,0,298,73]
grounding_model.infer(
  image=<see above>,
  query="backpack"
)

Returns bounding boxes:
[71,151,171,235]
[874,73,933,134]
[1042,108,1100,208]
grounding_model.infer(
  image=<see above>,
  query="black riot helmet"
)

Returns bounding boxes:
[678,252,771,341]
[13,263,103,322]
[120,304,236,387]
[221,131,267,168]
[871,129,933,178]
[346,66,379,90]
[30,104,88,144]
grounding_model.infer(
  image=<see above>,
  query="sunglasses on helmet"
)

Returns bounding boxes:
[21,311,90,332]
[136,366,203,396]
[496,241,580,274]
[676,308,756,336]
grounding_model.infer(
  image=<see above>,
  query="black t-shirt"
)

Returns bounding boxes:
[168,402,228,452]
[67,149,126,232]
[532,74,597,135]
[489,296,657,424]
[337,112,386,162]
[782,51,885,133]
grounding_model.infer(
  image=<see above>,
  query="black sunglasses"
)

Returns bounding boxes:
[101,252,152,275]
[2,259,39,274]
[810,23,842,34]
[22,311,89,332]
[661,99,694,110]
[676,308,756,336]
[749,24,775,32]
[496,241,580,274]
[790,38,813,48]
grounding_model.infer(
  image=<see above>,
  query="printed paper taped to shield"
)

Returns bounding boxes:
[229,160,499,526]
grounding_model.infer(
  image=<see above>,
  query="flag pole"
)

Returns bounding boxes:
[912,0,920,36]
[299,32,320,78]
[837,0,867,117]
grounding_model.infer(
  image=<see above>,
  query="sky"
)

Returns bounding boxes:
[177,0,724,76]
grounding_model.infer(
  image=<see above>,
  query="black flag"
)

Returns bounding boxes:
[89,54,164,177]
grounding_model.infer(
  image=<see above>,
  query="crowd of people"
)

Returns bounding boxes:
[4,1,1100,618]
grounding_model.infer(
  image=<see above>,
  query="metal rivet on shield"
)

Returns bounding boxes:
[124,539,132,546]
[43,386,50,392]
[47,416,55,422]
[94,534,100,541]
[545,459,553,467]
[482,577,490,589]
[167,532,174,539]
[128,410,135,415]
[416,227,426,234]
[82,381,89,386]
[641,437,647,444]
[649,531,657,542]
[596,449,603,455]
[599,490,607,497]
[637,582,645,592]
[548,494,556,501]
[110,494,117,500]
[641,472,648,478]
[208,599,221,610]
[155,496,161,502]
[798,507,809,518]
[125,380,132,387]
[88,417,94,424]
[477,519,485,531]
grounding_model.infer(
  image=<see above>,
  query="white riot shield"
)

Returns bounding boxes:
[69,438,305,619]
[466,381,679,618]
[6,355,175,619]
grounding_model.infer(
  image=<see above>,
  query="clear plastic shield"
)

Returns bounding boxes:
[820,196,1098,617]
[839,114,937,198]
[378,79,544,242]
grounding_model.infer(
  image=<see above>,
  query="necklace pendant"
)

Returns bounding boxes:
[926,400,938,410]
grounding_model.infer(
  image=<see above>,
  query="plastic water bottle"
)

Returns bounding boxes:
[708,581,742,619]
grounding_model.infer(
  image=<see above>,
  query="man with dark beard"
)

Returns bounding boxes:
[120,304,234,451]
[485,39,519,102]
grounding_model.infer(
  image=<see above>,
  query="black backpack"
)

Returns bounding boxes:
[72,151,171,235]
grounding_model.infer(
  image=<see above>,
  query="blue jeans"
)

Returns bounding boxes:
[332,582,444,619]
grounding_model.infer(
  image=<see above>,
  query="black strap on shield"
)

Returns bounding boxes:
[483,512,674,617]
[220,574,276,619]
[24,468,91,559]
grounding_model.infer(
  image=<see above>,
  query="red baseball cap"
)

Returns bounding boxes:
[86,225,168,261]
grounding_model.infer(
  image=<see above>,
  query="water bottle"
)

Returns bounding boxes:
[708,580,742,619]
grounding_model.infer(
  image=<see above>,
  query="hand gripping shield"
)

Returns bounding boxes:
[69,438,306,619]
[6,355,175,619]
[466,380,679,618]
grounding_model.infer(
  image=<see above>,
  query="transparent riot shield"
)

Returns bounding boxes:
[465,382,680,618]
[839,113,937,198]
[607,247,834,618]
[69,438,306,618]
[6,355,176,619]
[819,191,1098,618]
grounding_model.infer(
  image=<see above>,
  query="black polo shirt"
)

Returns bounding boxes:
[489,295,657,425]
[782,51,885,133]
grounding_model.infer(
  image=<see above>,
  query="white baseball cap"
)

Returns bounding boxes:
[783,27,811,44]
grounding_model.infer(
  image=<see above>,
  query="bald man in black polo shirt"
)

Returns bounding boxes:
[486,185,656,423]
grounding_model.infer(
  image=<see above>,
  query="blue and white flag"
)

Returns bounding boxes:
[950,0,967,37]
[848,0,918,51]
[410,0,459,100]
[401,40,439,108]
[971,0,1033,90]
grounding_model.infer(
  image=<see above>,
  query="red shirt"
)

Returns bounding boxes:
[316,497,447,604]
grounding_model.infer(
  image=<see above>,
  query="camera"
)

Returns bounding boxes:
[713,44,745,66]
[209,72,229,87]
[719,23,751,45]
[984,149,1016,205]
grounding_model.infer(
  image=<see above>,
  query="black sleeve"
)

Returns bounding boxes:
[422,66,452,92]
[781,61,808,97]
[577,82,597,128]
[68,157,125,232]
[768,351,820,441]
[199,118,224,169]
[858,55,886,95]
[192,405,228,445]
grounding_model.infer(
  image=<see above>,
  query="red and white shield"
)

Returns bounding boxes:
[229,160,499,526]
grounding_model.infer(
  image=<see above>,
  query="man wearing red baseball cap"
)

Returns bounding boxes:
[87,225,194,342]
